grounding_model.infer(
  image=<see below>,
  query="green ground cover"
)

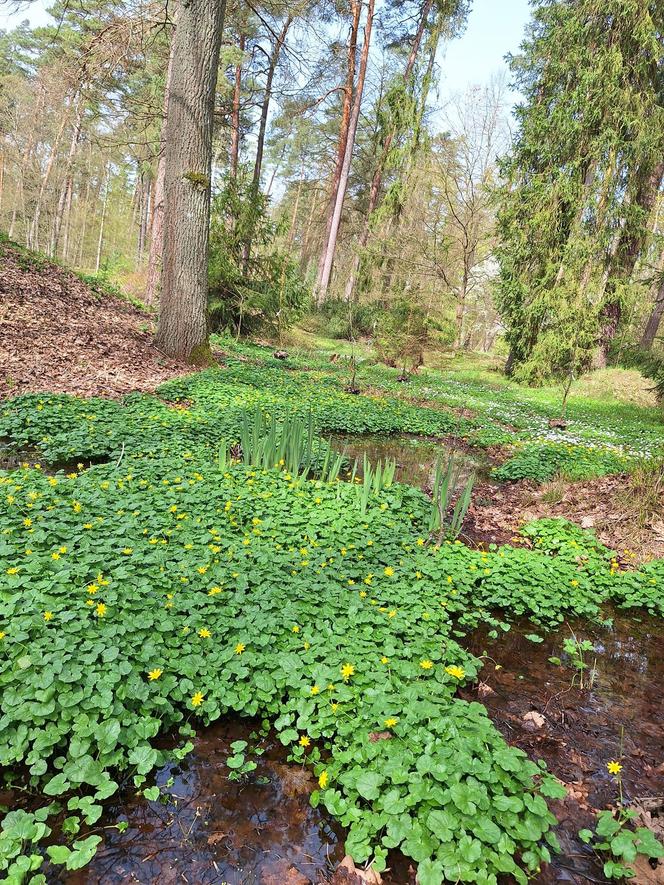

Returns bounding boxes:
[2,346,664,884]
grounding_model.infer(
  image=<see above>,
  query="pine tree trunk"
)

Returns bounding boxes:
[314,0,361,299]
[145,34,176,307]
[344,0,433,302]
[154,0,226,363]
[315,0,374,303]
[241,16,292,268]
[95,163,110,273]
[229,34,245,181]
[51,104,83,257]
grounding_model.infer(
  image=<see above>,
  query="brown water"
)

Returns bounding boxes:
[52,721,345,885]
[328,433,490,490]
[44,614,663,885]
[464,613,664,884]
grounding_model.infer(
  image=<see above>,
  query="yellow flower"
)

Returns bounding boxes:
[384,717,398,728]
[43,611,53,622]
[23,518,32,528]
[419,659,433,670]
[331,702,339,712]
[208,586,222,596]
[148,668,163,681]
[95,603,107,617]
[6,567,18,575]
[381,656,389,664]
[234,642,246,654]
[51,552,60,561]
[72,501,82,513]
[388,610,397,618]
[198,628,211,639]
[445,665,466,680]
[384,566,394,577]
[87,584,98,594]
[191,691,205,707]
[303,641,310,650]
[298,735,310,747]
[416,538,425,546]
[122,547,133,555]
[607,760,622,775]
[310,685,321,695]
[359,590,367,598]
[0,631,5,640]
[318,770,329,789]
[83,523,93,529]
[341,663,355,682]
[291,625,300,633]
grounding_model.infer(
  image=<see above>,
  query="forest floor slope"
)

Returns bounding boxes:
[0,239,190,398]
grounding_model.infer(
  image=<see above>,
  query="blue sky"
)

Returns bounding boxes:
[1,0,533,96]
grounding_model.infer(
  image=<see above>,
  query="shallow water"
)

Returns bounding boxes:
[463,613,664,883]
[328,433,491,490]
[53,721,345,885]
[47,613,663,884]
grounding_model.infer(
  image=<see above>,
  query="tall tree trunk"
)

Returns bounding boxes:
[344,0,434,302]
[315,0,374,303]
[145,33,176,307]
[314,0,361,298]
[597,159,664,366]
[639,246,664,349]
[51,103,83,257]
[229,33,245,181]
[29,112,68,251]
[154,0,226,363]
[95,163,110,273]
[639,279,664,350]
[241,16,292,268]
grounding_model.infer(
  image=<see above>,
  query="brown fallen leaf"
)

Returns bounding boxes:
[522,710,546,729]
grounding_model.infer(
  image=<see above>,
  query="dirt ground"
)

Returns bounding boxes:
[0,242,192,398]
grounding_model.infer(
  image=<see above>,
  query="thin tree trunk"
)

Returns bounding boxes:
[315,0,374,303]
[344,0,434,302]
[154,0,226,363]
[95,163,110,273]
[145,33,176,307]
[51,102,83,257]
[314,0,361,297]
[29,112,68,251]
[597,159,664,366]
[241,15,292,268]
[639,246,664,349]
[229,33,245,181]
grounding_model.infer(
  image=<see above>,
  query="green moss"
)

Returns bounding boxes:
[182,171,210,190]
[188,340,215,367]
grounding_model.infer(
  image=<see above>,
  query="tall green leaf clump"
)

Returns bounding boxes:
[495,0,664,383]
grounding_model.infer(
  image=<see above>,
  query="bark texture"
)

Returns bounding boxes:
[154,0,226,363]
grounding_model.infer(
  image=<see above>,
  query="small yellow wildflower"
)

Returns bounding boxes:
[198,628,211,639]
[419,659,434,670]
[292,625,300,633]
[299,735,311,747]
[95,603,107,617]
[381,656,389,664]
[384,717,398,728]
[341,663,355,682]
[208,586,222,596]
[23,518,32,528]
[607,760,623,775]
[318,770,329,789]
[122,547,133,555]
[148,668,163,681]
[445,665,466,679]
[6,567,18,575]
[191,691,205,707]
[310,685,321,695]
[43,611,53,622]
[384,566,394,577]
[234,642,246,654]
